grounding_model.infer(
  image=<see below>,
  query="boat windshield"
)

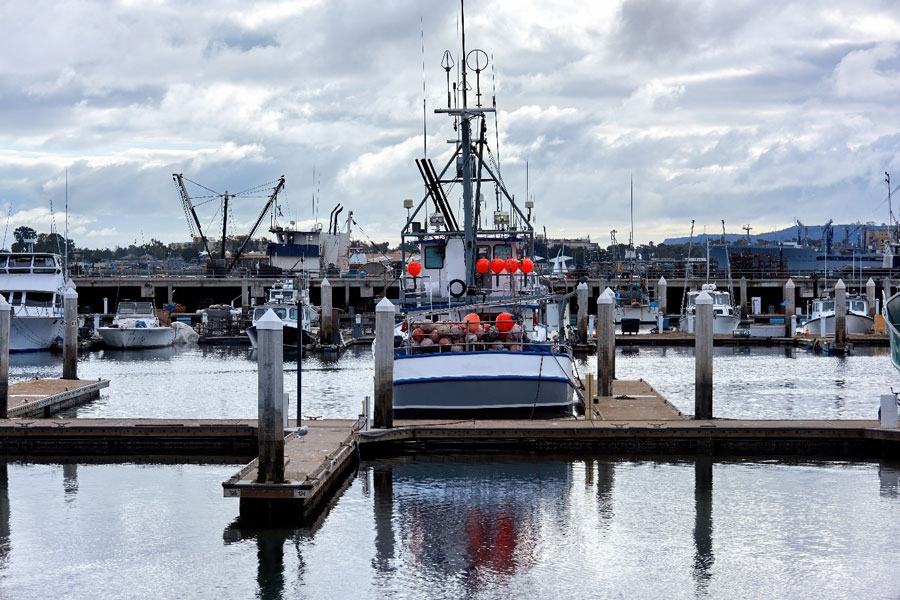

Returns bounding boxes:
[714,294,729,305]
[819,301,835,312]
[254,307,288,321]
[851,300,866,312]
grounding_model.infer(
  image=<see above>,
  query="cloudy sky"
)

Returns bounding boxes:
[1,0,899,249]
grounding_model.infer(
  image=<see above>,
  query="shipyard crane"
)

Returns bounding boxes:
[173,173,285,276]
[795,219,807,246]
[821,219,834,254]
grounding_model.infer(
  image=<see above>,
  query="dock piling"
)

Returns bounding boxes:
[63,286,78,380]
[835,279,847,343]
[576,281,588,342]
[597,288,615,397]
[694,290,713,420]
[784,278,796,337]
[884,278,893,303]
[256,309,285,483]
[867,278,876,320]
[657,276,667,316]
[320,278,333,345]
[739,276,748,317]
[0,296,9,419]
[584,372,596,420]
[881,395,898,428]
[373,297,394,429]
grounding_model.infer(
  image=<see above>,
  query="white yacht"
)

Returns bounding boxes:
[681,283,740,335]
[799,294,873,337]
[0,252,66,352]
[246,279,317,349]
[98,302,175,349]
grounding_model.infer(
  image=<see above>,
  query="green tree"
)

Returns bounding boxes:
[11,226,37,251]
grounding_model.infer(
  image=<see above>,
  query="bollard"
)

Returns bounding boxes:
[880,395,898,428]
[657,312,664,334]
[834,278,846,342]
[790,314,797,337]
[256,309,285,483]
[576,282,588,342]
[867,278,876,320]
[597,288,615,397]
[657,276,667,316]
[373,297,394,429]
[63,286,78,380]
[102,297,108,315]
[739,277,748,317]
[0,297,8,419]
[319,278,333,345]
[694,290,713,420]
[784,278,796,337]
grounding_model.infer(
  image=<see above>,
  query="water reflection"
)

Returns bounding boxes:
[62,463,78,502]
[879,464,900,499]
[693,457,714,594]
[0,462,9,572]
[223,523,305,599]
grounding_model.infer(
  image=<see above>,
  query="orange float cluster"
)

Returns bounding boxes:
[407,312,526,353]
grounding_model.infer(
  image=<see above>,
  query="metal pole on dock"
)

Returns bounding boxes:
[256,309,285,483]
[373,296,394,429]
[0,296,9,419]
[241,278,249,314]
[867,277,876,320]
[63,285,78,380]
[296,292,302,427]
[576,281,588,342]
[597,288,615,397]
[657,276,667,316]
[320,278,333,345]
[834,278,847,343]
[694,290,713,420]
[784,278,795,337]
[739,276,748,316]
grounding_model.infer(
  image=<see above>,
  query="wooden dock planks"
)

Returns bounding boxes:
[7,378,110,417]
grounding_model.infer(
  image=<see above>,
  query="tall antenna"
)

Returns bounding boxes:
[887,171,893,241]
[421,15,427,158]
[64,168,69,280]
[629,174,634,249]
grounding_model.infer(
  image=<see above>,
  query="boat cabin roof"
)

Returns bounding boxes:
[116,302,155,315]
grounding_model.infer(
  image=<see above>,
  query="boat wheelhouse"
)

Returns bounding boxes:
[0,252,66,352]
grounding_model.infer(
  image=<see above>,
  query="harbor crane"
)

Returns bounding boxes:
[173,174,285,276]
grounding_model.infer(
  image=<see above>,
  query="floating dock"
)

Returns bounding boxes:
[7,378,109,418]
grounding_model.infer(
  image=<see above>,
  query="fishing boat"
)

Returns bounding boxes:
[246,279,317,349]
[0,252,66,352]
[391,2,578,418]
[98,301,176,349]
[681,283,741,335]
[884,291,900,373]
[798,294,873,336]
[613,276,659,326]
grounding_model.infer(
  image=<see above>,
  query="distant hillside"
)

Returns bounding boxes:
[662,223,884,246]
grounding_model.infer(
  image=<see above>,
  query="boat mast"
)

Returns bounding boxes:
[459,0,475,289]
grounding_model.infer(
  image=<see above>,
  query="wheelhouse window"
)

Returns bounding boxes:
[9,257,31,272]
[493,244,511,260]
[424,244,445,269]
[24,292,54,307]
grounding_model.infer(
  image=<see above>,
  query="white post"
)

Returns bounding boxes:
[835,278,847,343]
[694,290,713,419]
[576,282,588,342]
[320,278,333,345]
[790,314,797,337]
[784,278,796,337]
[63,285,78,380]
[374,297,394,429]
[657,276,667,315]
[597,288,615,397]
[256,309,285,483]
[657,312,664,334]
[739,276,748,316]
[881,395,898,428]
[867,277,876,320]
[0,296,8,419]
[102,297,108,314]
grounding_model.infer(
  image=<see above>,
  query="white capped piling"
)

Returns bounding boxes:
[576,281,588,342]
[319,278,333,345]
[784,278,796,337]
[256,309,285,483]
[102,297,108,315]
[373,297,394,429]
[63,285,78,380]
[694,290,713,420]
[867,278,876,320]
[597,288,615,397]
[884,278,893,302]
[0,296,9,419]
[880,395,898,428]
[657,276,667,316]
[739,277,748,316]
[834,278,847,343]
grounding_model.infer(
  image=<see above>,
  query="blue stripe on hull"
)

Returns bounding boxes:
[393,378,573,415]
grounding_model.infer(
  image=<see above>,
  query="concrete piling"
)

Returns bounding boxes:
[867,278,876,319]
[597,288,615,397]
[0,296,9,419]
[241,278,249,313]
[884,278,893,303]
[694,290,713,420]
[576,281,588,342]
[835,278,847,343]
[373,297,394,429]
[739,277,748,316]
[784,278,796,337]
[63,286,78,380]
[881,395,898,428]
[657,276,667,316]
[319,278,333,345]
[256,309,285,483]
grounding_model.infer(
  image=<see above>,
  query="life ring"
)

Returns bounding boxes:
[449,279,467,299]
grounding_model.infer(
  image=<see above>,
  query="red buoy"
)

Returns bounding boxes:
[520,257,534,274]
[490,258,506,274]
[505,258,520,273]
[462,313,481,333]
[407,260,422,277]
[476,257,490,274]
[496,312,514,333]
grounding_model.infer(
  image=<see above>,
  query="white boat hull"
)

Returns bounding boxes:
[680,314,741,335]
[393,348,575,417]
[801,313,873,337]
[99,326,176,349]
[885,292,900,374]
[614,304,659,324]
[9,315,64,352]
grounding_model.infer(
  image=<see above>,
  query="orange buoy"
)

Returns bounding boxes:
[407,260,422,277]
[496,312,514,333]
[505,258,520,273]
[476,257,490,274]
[521,257,534,274]
[490,258,506,274]
[462,313,481,333]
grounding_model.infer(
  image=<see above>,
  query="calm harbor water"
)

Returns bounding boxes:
[7,343,894,420]
[2,457,900,599]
